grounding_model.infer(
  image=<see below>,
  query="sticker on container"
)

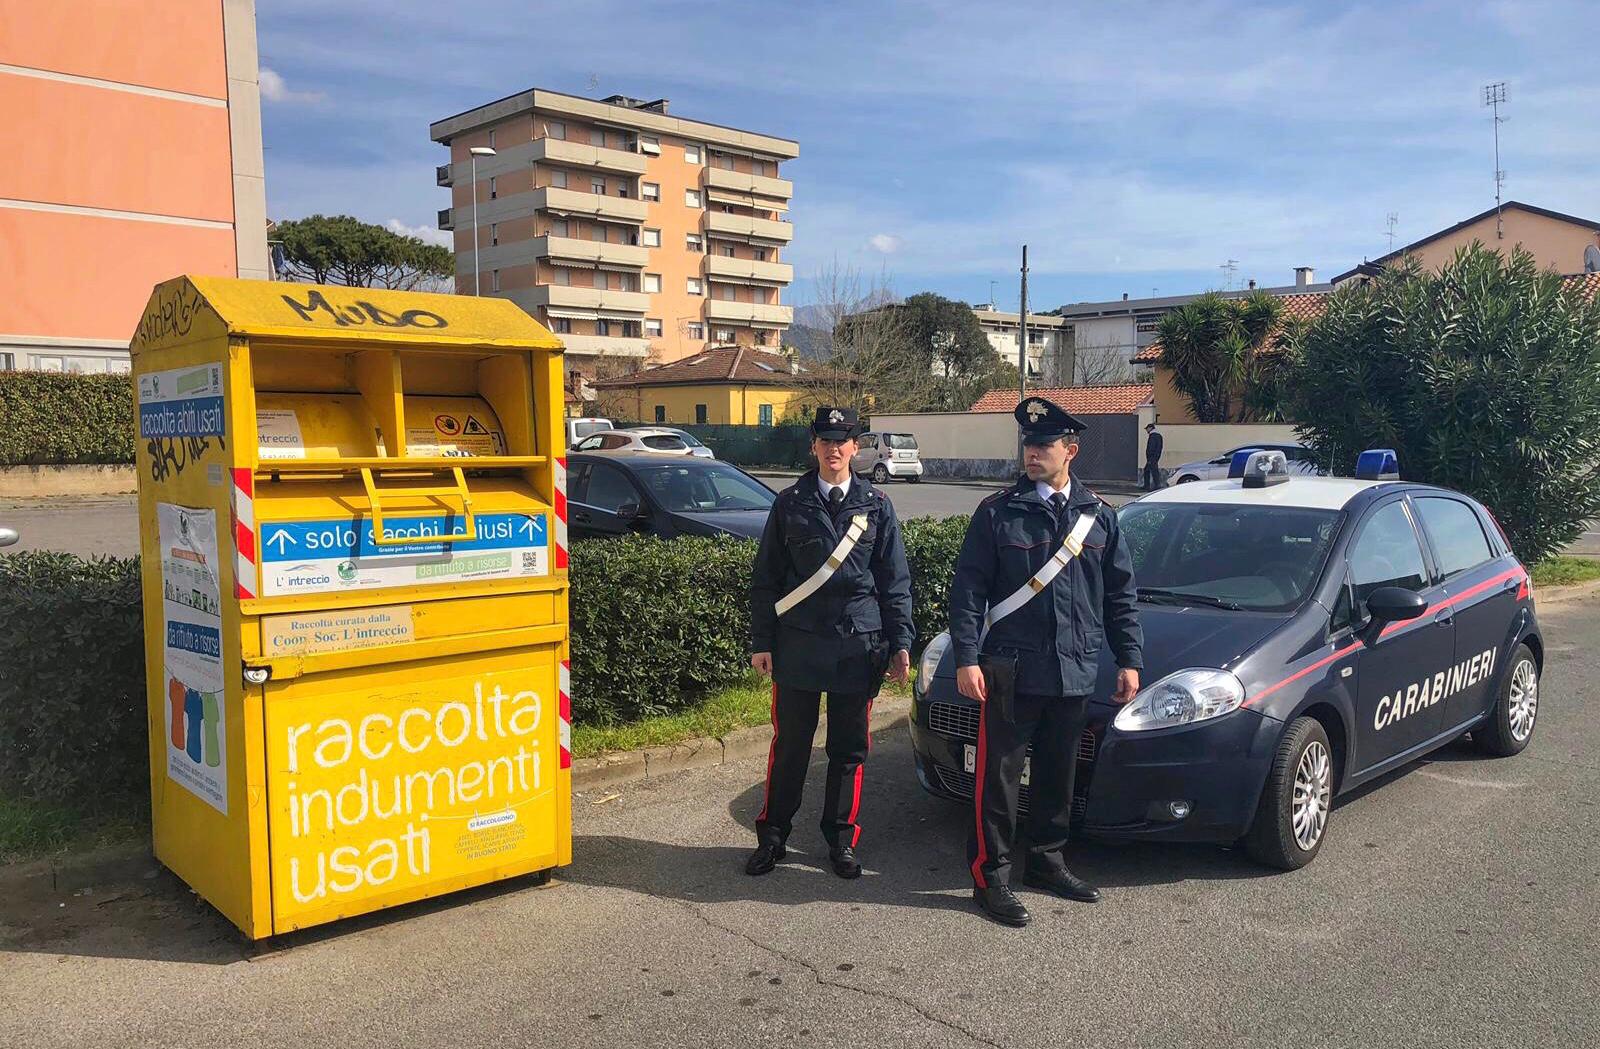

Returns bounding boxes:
[138,364,225,439]
[262,605,416,657]
[257,409,306,460]
[158,503,227,814]
[406,427,503,458]
[257,512,549,596]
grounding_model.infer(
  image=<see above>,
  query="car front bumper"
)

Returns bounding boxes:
[910,686,1280,844]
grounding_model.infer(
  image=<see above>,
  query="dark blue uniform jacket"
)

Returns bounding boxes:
[948,476,1142,697]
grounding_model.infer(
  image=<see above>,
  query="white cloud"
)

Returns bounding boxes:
[867,233,902,254]
[386,219,452,248]
[259,67,324,104]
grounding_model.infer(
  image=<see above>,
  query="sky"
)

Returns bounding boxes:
[257,1,1600,313]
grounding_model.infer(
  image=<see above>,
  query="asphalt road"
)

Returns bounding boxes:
[4,588,1598,1048]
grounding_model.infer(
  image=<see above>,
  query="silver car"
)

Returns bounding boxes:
[571,428,705,457]
[852,431,923,483]
[1168,443,1323,484]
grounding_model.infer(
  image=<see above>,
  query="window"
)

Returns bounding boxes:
[583,463,639,513]
[589,128,605,147]
[0,352,13,370]
[655,405,667,423]
[621,320,641,337]
[715,327,735,342]
[642,182,660,201]
[1136,317,1161,334]
[552,266,570,286]
[645,318,663,337]
[638,133,661,155]
[552,318,572,334]
[550,169,567,188]
[596,319,611,336]
[550,217,568,237]
[592,269,607,289]
[720,285,736,301]
[685,189,702,208]
[720,244,736,257]
[643,273,661,293]
[717,153,735,170]
[491,269,500,293]
[695,404,708,424]
[751,160,766,176]
[617,184,629,198]
[753,247,767,262]
[686,233,703,252]
[642,228,661,247]
[1415,498,1494,580]
[547,121,565,140]
[489,222,498,246]
[591,224,607,242]
[758,404,773,426]
[687,322,705,339]
[753,330,769,346]
[687,278,703,295]
[1348,501,1429,613]
[488,176,497,200]
[685,144,701,163]
[488,129,496,148]
[591,177,606,195]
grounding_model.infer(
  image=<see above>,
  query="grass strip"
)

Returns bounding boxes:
[1531,555,1600,589]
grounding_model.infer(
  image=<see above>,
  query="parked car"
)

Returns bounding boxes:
[853,431,923,483]
[567,452,776,540]
[571,428,696,456]
[625,426,714,458]
[566,417,614,447]
[910,449,1540,870]
[0,527,17,548]
[1168,443,1323,484]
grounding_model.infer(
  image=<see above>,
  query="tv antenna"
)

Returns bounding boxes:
[1385,212,1399,252]
[1483,82,1507,239]
[989,279,998,309]
[587,72,601,93]
[1220,259,1238,289]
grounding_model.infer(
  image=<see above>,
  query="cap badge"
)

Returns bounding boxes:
[828,409,844,424]
[1026,400,1046,422]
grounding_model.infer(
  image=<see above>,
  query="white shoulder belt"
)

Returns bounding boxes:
[775,512,870,617]
[982,511,1096,632]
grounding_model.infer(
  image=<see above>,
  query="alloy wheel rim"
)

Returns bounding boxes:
[1292,740,1331,851]
[1508,659,1538,742]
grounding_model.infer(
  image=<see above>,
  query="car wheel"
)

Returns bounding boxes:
[872,464,890,484]
[1244,716,1333,870]
[1176,474,1199,484]
[1473,644,1537,757]
[907,474,921,484]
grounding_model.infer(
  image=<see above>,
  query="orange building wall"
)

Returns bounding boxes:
[0,1,227,98]
[1394,208,1600,276]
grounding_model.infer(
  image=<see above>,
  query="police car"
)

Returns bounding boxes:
[910,449,1542,869]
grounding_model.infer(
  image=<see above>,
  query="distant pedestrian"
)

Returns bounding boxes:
[1142,422,1164,491]
[746,406,914,880]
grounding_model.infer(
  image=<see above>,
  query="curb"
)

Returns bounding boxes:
[572,693,912,795]
[1534,576,1600,607]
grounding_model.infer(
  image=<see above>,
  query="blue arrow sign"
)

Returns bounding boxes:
[259,512,547,562]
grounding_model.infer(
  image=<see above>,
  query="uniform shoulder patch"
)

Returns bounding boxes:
[979,488,1009,507]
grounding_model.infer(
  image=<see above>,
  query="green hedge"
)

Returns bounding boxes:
[0,517,969,805]
[0,372,136,466]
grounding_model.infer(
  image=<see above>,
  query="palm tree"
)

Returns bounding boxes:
[1156,292,1284,422]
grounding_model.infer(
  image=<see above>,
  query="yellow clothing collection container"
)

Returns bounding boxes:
[130,276,572,938]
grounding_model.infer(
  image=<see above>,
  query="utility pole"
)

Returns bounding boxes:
[1017,245,1029,466]
[1483,82,1507,239]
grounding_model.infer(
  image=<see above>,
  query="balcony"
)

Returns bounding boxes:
[436,163,452,187]
[704,210,793,244]
[532,235,648,270]
[704,166,793,201]
[531,137,648,176]
[437,207,453,231]
[704,300,794,326]
[555,333,651,359]
[520,285,649,315]
[531,186,648,225]
[704,254,793,286]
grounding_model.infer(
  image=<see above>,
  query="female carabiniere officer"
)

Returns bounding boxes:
[747,405,914,880]
[948,396,1143,927]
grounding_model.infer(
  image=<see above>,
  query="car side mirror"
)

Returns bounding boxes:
[1358,586,1427,646]
[614,501,642,522]
[0,527,17,548]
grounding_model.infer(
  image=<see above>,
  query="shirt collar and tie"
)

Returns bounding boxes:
[819,474,852,506]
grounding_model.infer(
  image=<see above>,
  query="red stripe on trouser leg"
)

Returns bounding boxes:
[849,699,874,846]
[756,683,778,823]
[970,700,990,888]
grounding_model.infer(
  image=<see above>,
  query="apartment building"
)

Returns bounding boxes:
[430,90,798,372]
[970,306,1072,382]
[0,0,269,373]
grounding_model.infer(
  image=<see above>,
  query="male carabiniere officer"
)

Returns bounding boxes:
[949,396,1143,927]
[747,406,914,879]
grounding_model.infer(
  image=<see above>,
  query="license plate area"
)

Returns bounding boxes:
[963,743,1029,785]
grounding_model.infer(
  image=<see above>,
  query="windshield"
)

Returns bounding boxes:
[885,433,918,450]
[637,464,775,513]
[1118,502,1340,611]
[572,420,612,439]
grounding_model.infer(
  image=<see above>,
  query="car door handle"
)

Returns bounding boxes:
[572,509,592,524]
[1433,608,1454,625]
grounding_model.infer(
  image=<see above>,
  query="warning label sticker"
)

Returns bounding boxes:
[434,414,462,437]
[406,427,503,458]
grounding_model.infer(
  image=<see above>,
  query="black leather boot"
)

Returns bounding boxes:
[972,883,1031,926]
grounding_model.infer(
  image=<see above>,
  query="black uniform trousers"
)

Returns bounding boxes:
[755,685,875,850]
[1141,460,1162,490]
[968,691,1091,888]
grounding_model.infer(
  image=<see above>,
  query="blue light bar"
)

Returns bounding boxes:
[1227,448,1265,479]
[1355,448,1400,480]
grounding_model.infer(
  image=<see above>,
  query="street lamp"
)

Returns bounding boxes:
[468,146,497,295]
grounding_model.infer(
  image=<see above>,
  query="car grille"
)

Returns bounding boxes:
[926,702,1098,764]
[931,766,1089,819]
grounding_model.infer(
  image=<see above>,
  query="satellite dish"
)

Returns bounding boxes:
[1586,244,1600,273]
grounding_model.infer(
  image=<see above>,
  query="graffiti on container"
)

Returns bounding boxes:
[147,433,225,483]
[280,290,448,330]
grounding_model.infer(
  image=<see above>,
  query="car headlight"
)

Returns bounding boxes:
[1113,668,1245,732]
[917,631,951,693]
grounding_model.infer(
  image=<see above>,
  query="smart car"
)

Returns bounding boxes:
[910,450,1541,869]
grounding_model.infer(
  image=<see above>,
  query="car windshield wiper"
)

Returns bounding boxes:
[1136,587,1244,611]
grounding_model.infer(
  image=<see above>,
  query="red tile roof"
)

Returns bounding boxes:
[970,383,1153,415]
[592,346,849,388]
[1132,292,1330,364]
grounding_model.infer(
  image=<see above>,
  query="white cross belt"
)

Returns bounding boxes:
[775,512,870,617]
[982,511,1097,633]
